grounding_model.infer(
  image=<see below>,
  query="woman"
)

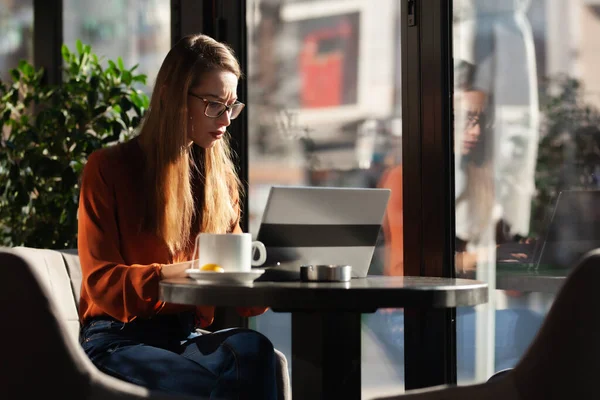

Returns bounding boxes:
[454,88,496,274]
[377,88,494,277]
[77,34,277,399]
[454,0,540,244]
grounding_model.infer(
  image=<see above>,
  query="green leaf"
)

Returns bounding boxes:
[61,44,70,62]
[109,87,122,99]
[24,63,34,77]
[76,39,83,55]
[79,52,89,70]
[69,61,80,76]
[10,69,19,82]
[117,57,125,71]
[9,163,19,180]
[132,74,147,84]
[122,70,132,86]
[110,120,123,137]
[87,91,98,109]
[119,97,132,112]
[10,89,18,103]
[93,105,108,115]
[34,67,46,82]
[90,75,100,90]
[120,110,131,126]
[131,116,140,127]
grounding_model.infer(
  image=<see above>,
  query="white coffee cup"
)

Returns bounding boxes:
[192,233,267,272]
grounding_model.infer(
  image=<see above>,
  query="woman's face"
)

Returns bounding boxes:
[458,90,487,156]
[462,111,482,155]
[187,70,239,149]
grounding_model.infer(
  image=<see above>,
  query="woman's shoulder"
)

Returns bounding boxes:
[378,164,403,188]
[83,137,142,183]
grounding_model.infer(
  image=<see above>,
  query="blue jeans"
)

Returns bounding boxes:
[80,313,277,399]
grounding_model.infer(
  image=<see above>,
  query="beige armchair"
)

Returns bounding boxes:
[1,247,290,399]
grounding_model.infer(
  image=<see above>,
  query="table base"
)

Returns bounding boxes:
[292,311,362,400]
[404,307,457,389]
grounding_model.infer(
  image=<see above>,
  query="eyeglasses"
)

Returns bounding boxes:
[188,92,245,120]
[465,115,480,129]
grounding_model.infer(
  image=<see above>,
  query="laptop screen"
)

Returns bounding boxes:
[255,186,390,278]
[536,190,600,269]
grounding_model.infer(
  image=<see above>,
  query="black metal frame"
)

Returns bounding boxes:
[170,0,207,46]
[402,0,457,389]
[213,1,250,235]
[33,0,63,85]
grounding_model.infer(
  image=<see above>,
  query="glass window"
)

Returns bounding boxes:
[63,0,170,92]
[247,0,403,396]
[452,0,595,384]
[0,0,33,83]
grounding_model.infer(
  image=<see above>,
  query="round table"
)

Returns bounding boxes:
[496,266,568,293]
[160,276,488,399]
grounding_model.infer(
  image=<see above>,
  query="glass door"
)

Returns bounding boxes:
[246,0,404,397]
[452,0,599,383]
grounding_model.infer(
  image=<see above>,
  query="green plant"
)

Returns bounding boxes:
[531,75,600,236]
[0,40,149,249]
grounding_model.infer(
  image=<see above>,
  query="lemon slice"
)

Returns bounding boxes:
[200,263,225,273]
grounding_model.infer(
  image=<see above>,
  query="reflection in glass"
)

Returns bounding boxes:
[452,0,600,385]
[0,0,33,83]
[453,0,544,384]
[296,12,359,108]
[63,0,170,92]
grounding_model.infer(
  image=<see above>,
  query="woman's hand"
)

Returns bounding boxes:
[456,251,478,276]
[160,260,196,279]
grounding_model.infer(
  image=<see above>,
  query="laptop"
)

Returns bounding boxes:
[497,190,600,269]
[535,190,600,269]
[254,186,391,281]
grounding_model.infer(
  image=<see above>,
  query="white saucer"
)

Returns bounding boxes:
[185,269,265,285]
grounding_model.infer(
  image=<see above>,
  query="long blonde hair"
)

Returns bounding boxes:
[455,90,495,244]
[137,34,242,254]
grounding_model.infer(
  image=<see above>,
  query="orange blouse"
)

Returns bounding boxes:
[378,165,404,276]
[77,137,265,327]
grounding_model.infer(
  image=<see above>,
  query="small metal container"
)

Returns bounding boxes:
[300,265,352,282]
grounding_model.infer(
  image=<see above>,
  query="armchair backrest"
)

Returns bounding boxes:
[11,246,81,341]
[61,248,82,305]
[0,247,187,399]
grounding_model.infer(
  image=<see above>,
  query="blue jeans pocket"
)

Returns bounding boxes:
[80,319,126,361]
